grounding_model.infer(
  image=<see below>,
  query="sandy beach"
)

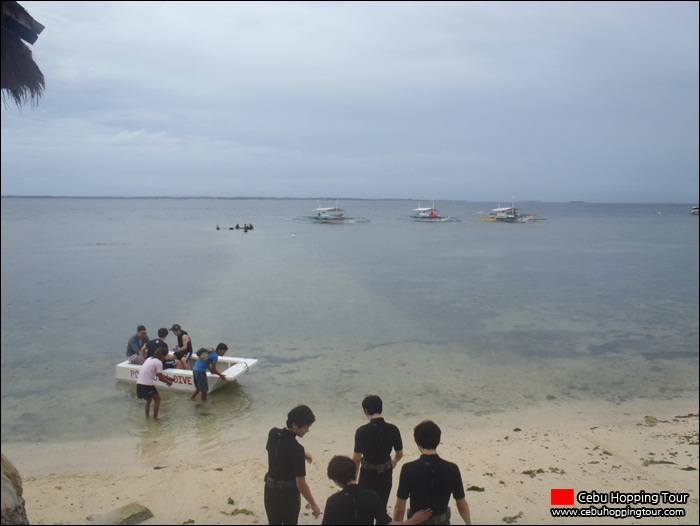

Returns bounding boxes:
[4,396,697,525]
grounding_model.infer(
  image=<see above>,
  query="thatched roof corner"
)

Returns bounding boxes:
[1,0,45,108]
[2,0,44,43]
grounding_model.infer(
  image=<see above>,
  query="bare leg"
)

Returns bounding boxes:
[202,391,208,402]
[145,398,151,417]
[153,394,162,419]
[190,390,199,400]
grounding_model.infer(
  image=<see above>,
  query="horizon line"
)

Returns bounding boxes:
[0,195,696,205]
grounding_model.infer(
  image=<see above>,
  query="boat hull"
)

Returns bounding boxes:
[116,356,258,392]
[410,216,448,222]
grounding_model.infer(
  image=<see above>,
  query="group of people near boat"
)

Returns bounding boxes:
[266,397,472,525]
[125,324,229,417]
[125,328,472,524]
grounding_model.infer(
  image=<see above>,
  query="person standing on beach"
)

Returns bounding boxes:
[393,421,472,525]
[170,324,193,369]
[352,395,404,507]
[189,343,227,401]
[264,405,321,524]
[136,347,174,419]
[126,325,149,365]
[323,455,431,525]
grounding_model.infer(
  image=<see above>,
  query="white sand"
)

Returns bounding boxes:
[5,397,698,525]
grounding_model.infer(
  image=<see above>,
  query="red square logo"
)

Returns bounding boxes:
[551,488,575,506]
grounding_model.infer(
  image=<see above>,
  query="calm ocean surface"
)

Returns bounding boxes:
[1,197,698,448]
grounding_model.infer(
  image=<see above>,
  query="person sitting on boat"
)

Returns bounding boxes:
[170,324,193,370]
[189,343,228,401]
[126,325,149,365]
[145,328,178,369]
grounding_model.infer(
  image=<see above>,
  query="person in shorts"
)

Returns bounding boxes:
[136,347,173,418]
[189,342,228,401]
[170,324,193,370]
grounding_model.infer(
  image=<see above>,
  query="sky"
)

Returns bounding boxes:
[1,1,698,203]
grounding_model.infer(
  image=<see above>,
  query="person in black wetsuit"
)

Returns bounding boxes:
[170,324,193,370]
[145,328,179,369]
[264,405,321,524]
[393,421,472,525]
[352,395,404,507]
[322,455,431,525]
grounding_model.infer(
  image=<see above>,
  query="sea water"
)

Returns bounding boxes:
[1,197,698,450]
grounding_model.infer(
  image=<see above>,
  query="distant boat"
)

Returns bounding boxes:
[312,206,350,223]
[692,206,699,216]
[476,200,544,223]
[296,200,369,224]
[410,201,449,222]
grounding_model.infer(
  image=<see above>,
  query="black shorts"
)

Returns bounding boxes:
[163,360,177,369]
[175,350,191,361]
[136,384,158,400]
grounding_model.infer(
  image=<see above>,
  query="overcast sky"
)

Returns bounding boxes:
[1,1,698,202]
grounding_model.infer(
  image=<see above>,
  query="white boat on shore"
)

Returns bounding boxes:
[115,355,258,392]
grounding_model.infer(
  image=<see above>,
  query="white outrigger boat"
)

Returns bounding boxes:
[488,205,529,222]
[116,355,258,393]
[297,200,369,224]
[312,206,350,223]
[476,200,544,223]
[409,201,453,222]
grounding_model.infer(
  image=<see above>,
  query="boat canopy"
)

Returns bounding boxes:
[491,206,517,213]
[414,207,437,212]
[313,207,344,212]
